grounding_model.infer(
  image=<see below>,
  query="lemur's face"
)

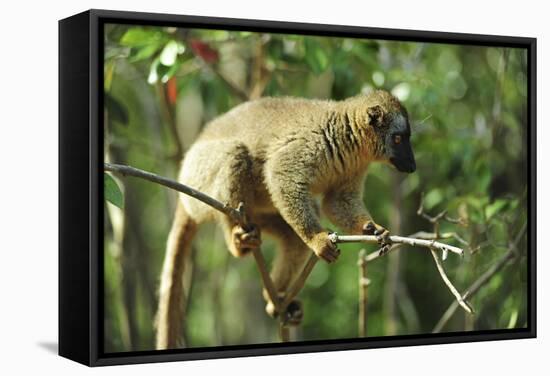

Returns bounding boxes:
[364,93,416,173]
[384,113,416,173]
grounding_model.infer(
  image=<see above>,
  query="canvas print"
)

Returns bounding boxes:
[102,23,529,353]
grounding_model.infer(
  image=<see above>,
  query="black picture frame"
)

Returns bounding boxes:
[59,9,537,367]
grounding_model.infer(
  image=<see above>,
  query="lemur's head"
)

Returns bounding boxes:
[364,90,416,173]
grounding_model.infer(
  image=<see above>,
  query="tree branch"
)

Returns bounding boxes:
[155,82,184,161]
[251,247,281,313]
[279,231,466,321]
[358,249,370,337]
[104,163,246,227]
[201,60,250,101]
[328,232,470,314]
[328,233,464,257]
[430,249,474,314]
[280,254,318,312]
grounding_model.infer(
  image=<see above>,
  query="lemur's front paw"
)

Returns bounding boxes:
[310,232,340,263]
[232,223,261,256]
[363,221,390,245]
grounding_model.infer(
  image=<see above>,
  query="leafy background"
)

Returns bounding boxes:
[103,24,528,352]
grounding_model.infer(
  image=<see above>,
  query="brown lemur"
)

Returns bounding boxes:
[155,89,416,349]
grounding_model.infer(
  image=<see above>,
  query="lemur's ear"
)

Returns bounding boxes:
[367,105,384,127]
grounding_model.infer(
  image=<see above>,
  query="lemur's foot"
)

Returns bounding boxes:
[378,244,392,256]
[283,299,304,326]
[363,221,390,242]
[363,220,391,254]
[265,298,303,326]
[362,220,388,237]
[232,223,261,256]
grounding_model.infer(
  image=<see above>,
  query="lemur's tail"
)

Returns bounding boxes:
[155,200,197,350]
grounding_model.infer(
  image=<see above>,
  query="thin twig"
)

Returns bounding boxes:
[363,231,468,263]
[191,54,249,101]
[180,34,250,102]
[252,248,281,313]
[155,82,184,161]
[329,233,464,256]
[417,193,467,228]
[358,249,370,337]
[432,222,527,332]
[430,249,473,314]
[432,250,514,332]
[280,253,318,311]
[279,323,290,342]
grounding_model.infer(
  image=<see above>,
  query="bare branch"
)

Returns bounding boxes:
[279,323,290,342]
[282,230,465,320]
[358,230,459,263]
[201,60,250,101]
[417,192,468,231]
[251,247,281,313]
[280,253,318,312]
[358,249,370,337]
[272,228,465,319]
[155,82,184,161]
[104,163,246,227]
[430,249,473,314]
[329,233,464,257]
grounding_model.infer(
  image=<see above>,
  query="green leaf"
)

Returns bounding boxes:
[120,28,165,47]
[104,173,124,209]
[487,218,507,245]
[350,42,378,64]
[304,39,329,75]
[104,60,116,92]
[485,199,509,220]
[507,309,519,329]
[162,61,182,83]
[424,189,443,210]
[129,43,161,62]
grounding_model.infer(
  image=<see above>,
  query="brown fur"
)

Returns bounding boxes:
[155,90,408,348]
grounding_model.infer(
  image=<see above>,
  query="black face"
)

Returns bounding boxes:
[385,114,416,173]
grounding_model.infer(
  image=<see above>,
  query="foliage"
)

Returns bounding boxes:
[103,23,528,352]
[104,173,124,209]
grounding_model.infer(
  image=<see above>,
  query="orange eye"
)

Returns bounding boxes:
[393,135,402,144]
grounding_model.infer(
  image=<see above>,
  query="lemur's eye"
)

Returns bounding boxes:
[393,134,402,144]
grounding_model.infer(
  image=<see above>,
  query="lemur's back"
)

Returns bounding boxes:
[196,97,335,150]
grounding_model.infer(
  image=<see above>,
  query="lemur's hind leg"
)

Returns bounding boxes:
[204,141,261,258]
[257,214,311,325]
